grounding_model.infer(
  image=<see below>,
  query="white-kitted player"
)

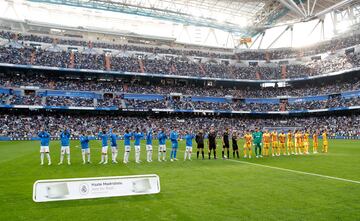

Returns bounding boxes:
[133,128,144,163]
[38,128,51,165]
[123,128,132,164]
[157,128,167,161]
[184,130,195,161]
[98,129,109,164]
[109,128,119,163]
[58,129,71,165]
[145,128,153,162]
[80,131,92,164]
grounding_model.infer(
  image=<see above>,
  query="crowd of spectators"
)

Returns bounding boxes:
[0,46,359,80]
[1,72,359,98]
[1,92,359,112]
[2,30,360,61]
[1,112,359,138]
[0,31,234,59]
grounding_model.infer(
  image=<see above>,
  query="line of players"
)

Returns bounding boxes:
[246,128,329,159]
[37,126,329,165]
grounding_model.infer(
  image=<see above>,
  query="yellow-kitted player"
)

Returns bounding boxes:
[263,130,271,156]
[278,131,286,155]
[303,130,310,154]
[243,131,253,158]
[271,130,279,156]
[313,131,319,153]
[294,131,301,155]
[287,130,294,155]
[298,131,304,155]
[322,130,328,153]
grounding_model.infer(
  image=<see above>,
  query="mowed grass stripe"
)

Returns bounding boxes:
[228,159,360,184]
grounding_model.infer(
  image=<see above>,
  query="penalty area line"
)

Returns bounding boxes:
[228,159,360,184]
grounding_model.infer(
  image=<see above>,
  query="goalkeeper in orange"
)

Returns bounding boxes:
[271,130,279,157]
[322,129,329,153]
[262,130,271,156]
[278,130,286,155]
[243,130,253,158]
[312,130,319,153]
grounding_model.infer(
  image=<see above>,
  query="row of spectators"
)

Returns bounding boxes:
[2,30,360,60]
[0,31,234,59]
[1,72,359,98]
[1,93,359,111]
[1,112,359,137]
[0,46,359,80]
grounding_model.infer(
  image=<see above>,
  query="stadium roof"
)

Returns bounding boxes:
[27,0,357,35]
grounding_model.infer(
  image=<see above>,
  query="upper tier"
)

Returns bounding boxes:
[0,46,359,81]
[1,30,360,60]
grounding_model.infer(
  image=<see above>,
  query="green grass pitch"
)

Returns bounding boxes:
[0,139,359,221]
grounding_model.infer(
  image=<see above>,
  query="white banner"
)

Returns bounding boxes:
[33,174,160,202]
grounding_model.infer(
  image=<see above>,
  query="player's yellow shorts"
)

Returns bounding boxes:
[323,141,328,146]
[287,142,293,147]
[279,143,285,149]
[264,143,270,148]
[244,143,251,149]
[313,142,318,147]
[272,142,278,147]
[304,142,309,147]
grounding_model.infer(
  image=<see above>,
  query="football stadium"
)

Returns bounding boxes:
[0,0,360,220]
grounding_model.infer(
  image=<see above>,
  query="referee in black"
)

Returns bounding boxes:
[222,127,230,159]
[195,129,205,159]
[207,127,217,159]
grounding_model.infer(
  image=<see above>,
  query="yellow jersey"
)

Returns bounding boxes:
[271,132,278,142]
[313,134,318,143]
[279,133,286,143]
[263,133,271,143]
[244,134,252,144]
[287,133,293,142]
[304,133,309,143]
[322,132,328,143]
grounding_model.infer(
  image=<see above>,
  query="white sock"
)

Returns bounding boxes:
[82,152,86,163]
[87,153,91,162]
[163,151,166,160]
[46,153,51,163]
[124,151,129,162]
[104,155,108,163]
[60,154,64,163]
[149,151,152,161]
[111,152,114,161]
[67,155,70,164]
[188,152,192,160]
[100,155,104,162]
[158,152,161,161]
[114,151,118,161]
[40,153,44,164]
[135,151,140,162]
[184,151,187,160]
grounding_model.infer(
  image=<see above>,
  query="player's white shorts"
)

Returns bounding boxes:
[125,145,131,152]
[82,148,90,154]
[146,145,152,151]
[135,145,140,152]
[186,146,193,152]
[40,146,49,153]
[61,146,70,154]
[102,146,108,154]
[158,144,166,152]
[111,146,118,151]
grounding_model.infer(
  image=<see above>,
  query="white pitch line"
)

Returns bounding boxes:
[228,159,360,184]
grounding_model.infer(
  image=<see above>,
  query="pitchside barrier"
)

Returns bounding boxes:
[1,136,359,141]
